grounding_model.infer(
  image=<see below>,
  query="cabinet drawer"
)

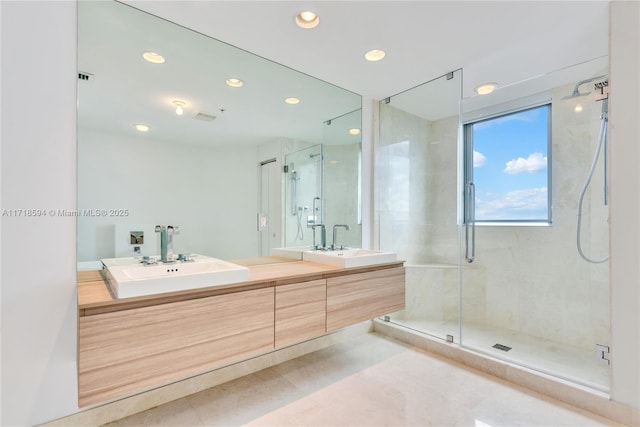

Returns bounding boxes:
[327,267,405,331]
[275,279,326,348]
[79,287,275,407]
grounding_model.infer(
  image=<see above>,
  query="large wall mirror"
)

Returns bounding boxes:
[77,1,362,266]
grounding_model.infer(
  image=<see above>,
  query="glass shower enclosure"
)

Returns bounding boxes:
[284,144,324,248]
[376,70,463,342]
[377,57,610,392]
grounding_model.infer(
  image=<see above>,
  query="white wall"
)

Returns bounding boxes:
[1,1,79,425]
[78,129,259,261]
[609,0,640,410]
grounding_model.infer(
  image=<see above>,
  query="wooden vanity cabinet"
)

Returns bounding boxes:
[78,287,275,407]
[77,261,405,407]
[326,267,405,332]
[275,279,326,348]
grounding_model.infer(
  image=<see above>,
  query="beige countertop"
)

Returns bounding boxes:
[78,256,404,316]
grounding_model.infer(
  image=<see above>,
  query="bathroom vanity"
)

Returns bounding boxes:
[77,258,405,407]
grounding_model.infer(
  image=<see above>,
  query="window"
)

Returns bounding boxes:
[464,104,551,224]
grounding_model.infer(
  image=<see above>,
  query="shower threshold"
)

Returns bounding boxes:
[372,319,627,424]
[378,317,608,392]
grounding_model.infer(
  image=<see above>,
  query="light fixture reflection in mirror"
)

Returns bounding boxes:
[172,100,186,115]
[225,78,244,87]
[77,1,362,267]
[142,51,165,64]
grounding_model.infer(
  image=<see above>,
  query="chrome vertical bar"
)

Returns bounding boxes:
[313,196,321,225]
[465,181,476,263]
[603,114,609,206]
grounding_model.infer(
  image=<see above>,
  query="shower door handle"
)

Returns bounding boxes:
[603,115,609,206]
[312,196,321,225]
[465,181,476,263]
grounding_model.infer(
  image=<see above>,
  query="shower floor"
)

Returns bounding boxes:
[386,317,609,391]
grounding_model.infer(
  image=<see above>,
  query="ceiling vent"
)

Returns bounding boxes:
[194,112,216,122]
[78,72,93,81]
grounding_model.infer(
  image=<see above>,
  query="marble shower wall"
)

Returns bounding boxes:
[378,81,609,350]
[377,104,464,324]
[377,107,460,265]
[465,83,610,349]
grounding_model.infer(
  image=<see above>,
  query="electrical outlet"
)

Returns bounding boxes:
[130,231,144,245]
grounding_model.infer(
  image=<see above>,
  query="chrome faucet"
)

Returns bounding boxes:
[311,223,326,250]
[331,224,350,250]
[155,225,180,263]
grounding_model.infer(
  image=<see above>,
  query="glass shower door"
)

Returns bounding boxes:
[459,57,610,391]
[376,70,462,342]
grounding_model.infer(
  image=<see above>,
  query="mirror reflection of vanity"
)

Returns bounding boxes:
[77,1,362,268]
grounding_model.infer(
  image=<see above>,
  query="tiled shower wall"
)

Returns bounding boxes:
[378,81,609,350]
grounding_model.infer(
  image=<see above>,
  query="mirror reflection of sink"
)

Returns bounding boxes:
[302,249,397,268]
[101,254,249,299]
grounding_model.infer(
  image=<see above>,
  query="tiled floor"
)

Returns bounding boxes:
[105,333,617,427]
[388,318,609,390]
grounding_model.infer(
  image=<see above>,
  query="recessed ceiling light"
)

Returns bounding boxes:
[574,103,583,113]
[295,11,319,29]
[365,49,386,62]
[349,128,361,135]
[475,83,498,95]
[142,51,165,64]
[134,124,149,132]
[173,100,186,115]
[284,97,300,105]
[226,78,244,87]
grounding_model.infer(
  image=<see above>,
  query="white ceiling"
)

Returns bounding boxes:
[79,1,609,147]
[123,0,609,100]
[78,1,362,147]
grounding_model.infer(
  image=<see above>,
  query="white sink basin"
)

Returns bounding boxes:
[302,248,397,268]
[101,254,249,298]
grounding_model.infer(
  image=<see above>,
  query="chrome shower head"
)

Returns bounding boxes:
[562,88,590,100]
[562,74,607,100]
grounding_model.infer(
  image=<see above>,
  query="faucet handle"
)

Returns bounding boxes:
[169,225,180,235]
[155,225,162,232]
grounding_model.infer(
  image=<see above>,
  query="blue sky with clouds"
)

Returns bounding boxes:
[471,105,549,220]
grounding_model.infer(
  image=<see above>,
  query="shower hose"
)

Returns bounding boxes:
[576,111,609,264]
